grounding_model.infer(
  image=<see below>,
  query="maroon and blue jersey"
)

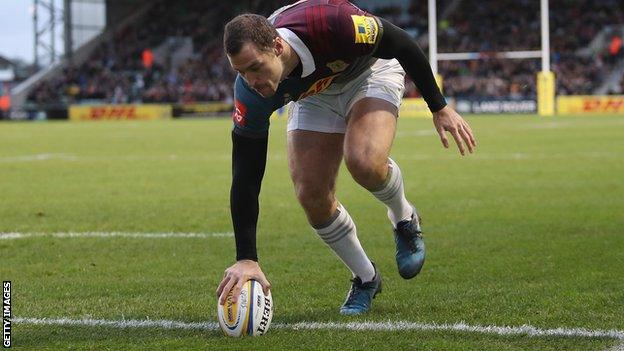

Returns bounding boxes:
[232,0,384,136]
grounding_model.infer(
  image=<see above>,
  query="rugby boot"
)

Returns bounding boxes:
[339,263,382,315]
[394,208,425,279]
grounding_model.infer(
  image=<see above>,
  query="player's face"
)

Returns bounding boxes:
[228,41,283,98]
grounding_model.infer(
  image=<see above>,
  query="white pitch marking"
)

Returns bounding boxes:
[391,152,620,161]
[0,232,233,240]
[0,153,78,162]
[13,317,624,340]
[14,317,218,330]
[0,154,231,163]
[395,130,437,138]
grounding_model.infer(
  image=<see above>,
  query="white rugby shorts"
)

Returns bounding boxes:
[287,58,405,133]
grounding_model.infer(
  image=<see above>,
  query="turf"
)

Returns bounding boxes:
[1,115,623,350]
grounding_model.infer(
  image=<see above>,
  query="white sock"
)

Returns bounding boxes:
[314,203,376,282]
[371,158,413,227]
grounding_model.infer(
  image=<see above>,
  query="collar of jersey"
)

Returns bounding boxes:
[276,27,315,78]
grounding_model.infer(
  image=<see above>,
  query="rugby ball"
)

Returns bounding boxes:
[217,279,273,337]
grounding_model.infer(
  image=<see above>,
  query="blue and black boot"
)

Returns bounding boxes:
[394,209,426,279]
[339,263,382,315]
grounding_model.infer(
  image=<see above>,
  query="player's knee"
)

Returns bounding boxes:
[294,182,333,210]
[344,152,386,189]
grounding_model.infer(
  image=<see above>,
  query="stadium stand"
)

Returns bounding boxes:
[26,0,292,109]
[432,0,624,98]
[23,0,624,108]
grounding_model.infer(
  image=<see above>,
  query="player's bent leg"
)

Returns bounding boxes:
[343,97,397,191]
[287,130,377,303]
[344,97,425,279]
[287,130,343,225]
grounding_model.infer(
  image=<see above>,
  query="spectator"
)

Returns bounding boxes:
[142,48,154,70]
[25,0,624,106]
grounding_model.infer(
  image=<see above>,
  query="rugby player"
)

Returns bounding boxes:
[217,0,476,315]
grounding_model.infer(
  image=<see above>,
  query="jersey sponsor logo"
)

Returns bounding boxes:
[326,60,349,73]
[233,99,247,126]
[351,15,378,44]
[298,74,339,100]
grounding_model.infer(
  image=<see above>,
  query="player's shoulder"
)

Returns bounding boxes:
[270,0,379,41]
[269,0,360,24]
[268,0,309,23]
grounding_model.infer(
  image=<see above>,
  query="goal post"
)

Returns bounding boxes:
[427,0,556,116]
[537,0,555,116]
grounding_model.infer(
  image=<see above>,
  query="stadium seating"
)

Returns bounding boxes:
[26,0,293,108]
[25,0,624,107]
[432,0,624,98]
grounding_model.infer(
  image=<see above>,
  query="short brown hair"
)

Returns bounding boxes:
[223,14,279,55]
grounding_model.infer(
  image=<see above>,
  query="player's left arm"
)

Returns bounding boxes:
[373,18,477,155]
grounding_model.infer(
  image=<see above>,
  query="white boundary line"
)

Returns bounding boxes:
[13,317,624,340]
[0,232,233,240]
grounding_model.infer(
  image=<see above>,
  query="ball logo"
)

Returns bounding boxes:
[223,293,238,328]
[223,289,247,330]
[256,296,272,334]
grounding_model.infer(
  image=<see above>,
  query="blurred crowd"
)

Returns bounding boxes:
[27,0,291,107]
[433,0,624,98]
[27,0,624,107]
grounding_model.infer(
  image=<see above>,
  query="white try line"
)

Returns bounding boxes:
[13,317,624,340]
[0,153,231,163]
[0,153,287,163]
[390,152,621,161]
[0,232,233,240]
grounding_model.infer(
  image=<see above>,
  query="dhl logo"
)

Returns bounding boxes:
[298,74,339,100]
[70,104,170,120]
[88,106,138,119]
[582,98,624,112]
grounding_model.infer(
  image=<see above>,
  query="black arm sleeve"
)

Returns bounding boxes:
[373,17,447,113]
[230,129,268,261]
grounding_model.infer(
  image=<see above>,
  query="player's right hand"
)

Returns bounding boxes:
[216,259,271,305]
[432,105,477,156]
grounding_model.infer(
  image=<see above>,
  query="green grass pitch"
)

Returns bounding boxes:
[1,115,623,350]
